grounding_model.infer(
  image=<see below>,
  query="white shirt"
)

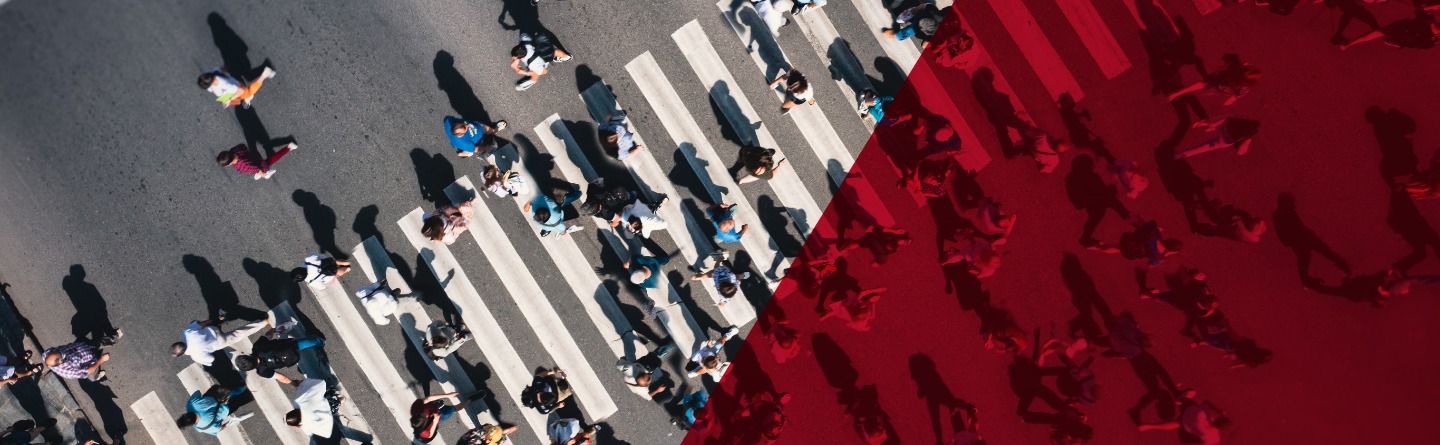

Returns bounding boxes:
[547,418,583,444]
[617,359,668,388]
[206,72,242,98]
[183,321,222,366]
[620,203,667,238]
[520,45,548,74]
[301,254,335,290]
[355,283,397,325]
[293,379,334,438]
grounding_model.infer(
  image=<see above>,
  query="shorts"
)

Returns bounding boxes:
[438,405,456,423]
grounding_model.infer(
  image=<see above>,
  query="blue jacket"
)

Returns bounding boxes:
[444,117,487,153]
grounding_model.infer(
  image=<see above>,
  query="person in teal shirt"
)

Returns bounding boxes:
[525,189,583,237]
[709,204,748,244]
[627,254,670,289]
[177,385,247,435]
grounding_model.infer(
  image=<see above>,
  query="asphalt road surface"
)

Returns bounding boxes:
[1,0,1438,444]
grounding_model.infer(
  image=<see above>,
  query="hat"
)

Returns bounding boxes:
[630,269,648,284]
[481,424,504,443]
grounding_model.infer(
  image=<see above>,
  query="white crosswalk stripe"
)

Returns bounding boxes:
[982,0,1084,101]
[852,0,922,76]
[1055,0,1132,79]
[130,392,193,445]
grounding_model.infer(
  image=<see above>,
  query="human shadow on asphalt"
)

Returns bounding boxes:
[813,333,900,444]
[1272,192,1353,283]
[209,13,288,154]
[909,353,974,444]
[434,51,498,126]
[241,258,324,340]
[729,0,788,81]
[60,265,116,344]
[497,0,553,37]
[76,379,126,445]
[1151,118,1218,233]
[870,56,908,100]
[292,189,349,260]
[183,254,266,324]
[1385,186,1440,273]
[451,354,508,431]
[1061,253,1116,348]
[971,68,1027,159]
[411,148,459,206]
[755,195,804,259]
[1140,30,1207,121]
[666,270,728,342]
[670,149,724,209]
[709,82,755,148]
[408,255,464,326]
[1065,154,1131,245]
[1008,332,1071,424]
[1128,351,1180,424]
[1367,106,1420,181]
[1058,93,1114,163]
[730,246,776,311]
[398,315,437,396]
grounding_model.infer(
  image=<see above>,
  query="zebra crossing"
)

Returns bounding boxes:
[128,0,1214,442]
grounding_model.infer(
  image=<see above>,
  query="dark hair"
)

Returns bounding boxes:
[532,207,552,224]
[451,120,469,134]
[216,150,236,167]
[511,44,527,58]
[742,146,776,173]
[702,355,720,370]
[627,216,644,235]
[422,214,446,241]
[410,413,428,428]
[482,166,503,186]
[10,420,35,432]
[718,281,738,298]
[784,70,809,95]
[537,391,557,405]
[235,355,257,372]
[1225,118,1261,141]
[290,267,309,283]
[635,372,652,387]
[171,341,188,357]
[600,129,621,158]
[197,72,216,89]
[1162,239,1184,252]
[285,409,302,426]
[858,88,877,105]
[176,412,198,429]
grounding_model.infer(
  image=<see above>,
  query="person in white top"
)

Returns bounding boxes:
[686,326,741,379]
[285,377,337,438]
[196,66,276,109]
[751,0,790,36]
[355,279,419,325]
[617,343,675,398]
[170,317,270,366]
[768,68,815,115]
[290,253,351,291]
[547,417,599,445]
[610,198,668,239]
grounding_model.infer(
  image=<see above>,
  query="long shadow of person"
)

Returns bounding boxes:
[1061,254,1116,348]
[434,51,497,125]
[909,354,975,443]
[497,0,547,34]
[1058,93,1114,162]
[1066,155,1131,244]
[182,254,265,322]
[76,380,126,445]
[1152,125,1217,232]
[1272,192,1352,283]
[1008,330,1070,425]
[241,258,323,339]
[812,333,899,443]
[730,1,788,80]
[292,189,347,260]
[970,68,1027,159]
[1386,187,1440,273]
[411,148,458,206]
[709,81,757,147]
[1127,351,1180,425]
[756,196,804,258]
[61,265,116,343]
[1367,106,1419,181]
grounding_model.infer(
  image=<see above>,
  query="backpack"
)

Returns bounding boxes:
[1118,231,1146,260]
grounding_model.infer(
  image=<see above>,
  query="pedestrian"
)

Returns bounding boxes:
[1326,0,1384,45]
[1193,202,1268,243]
[1038,337,1099,407]
[0,351,41,387]
[525,187,584,237]
[172,317,269,367]
[522,368,574,415]
[884,3,945,44]
[1139,389,1230,445]
[483,166,527,198]
[0,420,45,445]
[818,287,888,331]
[598,114,645,161]
[980,310,1028,354]
[734,145,788,184]
[855,225,912,267]
[1025,126,1072,174]
[671,389,712,431]
[457,424,518,445]
[856,89,897,125]
[752,0,790,35]
[625,253,670,290]
[510,32,573,91]
[733,391,790,444]
[580,177,636,219]
[444,116,507,159]
[931,23,977,68]
[217,142,297,180]
[424,321,472,360]
[410,391,487,443]
[1102,312,1149,359]
[765,312,802,364]
[42,340,110,381]
[686,326,741,379]
[291,253,352,291]
[610,198,668,239]
[767,69,815,114]
[284,377,340,439]
[422,199,476,245]
[790,0,827,15]
[709,203,750,244]
[973,198,1017,245]
[946,404,986,445]
[900,155,958,199]
[691,250,749,306]
[1109,159,1150,199]
[941,227,1002,279]
[547,418,599,445]
[618,343,675,398]
[1087,217,1183,267]
[176,384,249,435]
[197,66,275,108]
[1175,117,1260,159]
[355,279,417,326]
[1340,6,1440,50]
[234,328,324,384]
[1168,55,1262,106]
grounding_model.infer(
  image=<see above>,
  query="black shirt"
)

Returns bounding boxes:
[250,337,301,378]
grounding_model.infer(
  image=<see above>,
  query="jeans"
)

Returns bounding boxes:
[296,338,325,351]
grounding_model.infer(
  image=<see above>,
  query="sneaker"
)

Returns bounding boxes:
[564,226,583,234]
[516,79,537,91]
[645,302,664,319]
[286,142,298,151]
[540,230,552,237]
[554,54,573,63]
[654,343,676,358]
[494,120,508,131]
[241,101,252,109]
[1235,143,1250,156]
[740,272,752,280]
[780,106,792,115]
[93,370,108,382]
[263,170,277,179]
[261,67,277,80]
[722,325,740,341]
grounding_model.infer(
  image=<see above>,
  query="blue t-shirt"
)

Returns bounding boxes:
[187,391,230,435]
[710,207,743,243]
[865,96,893,123]
[444,117,488,153]
[631,255,670,289]
[531,195,567,232]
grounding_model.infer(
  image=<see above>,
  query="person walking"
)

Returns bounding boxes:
[855,225,912,267]
[611,198,668,239]
[1025,126,1072,174]
[483,165,527,197]
[444,116,507,159]
[172,317,269,367]
[291,253,352,291]
[0,351,42,387]
[884,2,944,44]
[42,339,111,381]
[525,187,584,237]
[284,377,340,439]
[176,384,251,436]
[234,328,324,384]
[456,424,519,445]
[1167,55,1261,106]
[422,199,476,245]
[197,66,275,109]
[580,177,636,220]
[672,389,712,431]
[424,321,473,360]
[1110,159,1150,199]
[548,418,600,445]
[709,203,749,244]
[618,343,676,398]
[767,69,815,114]
[626,253,671,290]
[734,145,788,184]
[355,279,417,326]
[790,0,828,15]
[686,326,741,379]
[692,250,749,306]
[410,391,487,443]
[522,368,574,415]
[1175,117,1260,159]
[1326,0,1385,45]
[857,89,898,125]
[752,0,790,35]
[1340,6,1440,50]
[599,114,645,161]
[510,32,573,91]
[217,142,297,180]
[1139,389,1230,445]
